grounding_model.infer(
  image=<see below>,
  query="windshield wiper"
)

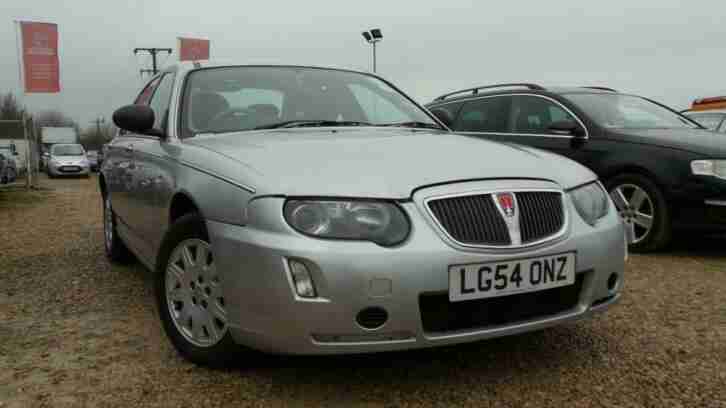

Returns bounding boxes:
[378,121,444,130]
[253,120,373,130]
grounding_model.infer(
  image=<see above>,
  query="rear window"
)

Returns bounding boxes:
[566,94,698,130]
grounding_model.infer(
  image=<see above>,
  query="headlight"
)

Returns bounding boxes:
[569,182,609,226]
[284,199,410,246]
[691,160,726,179]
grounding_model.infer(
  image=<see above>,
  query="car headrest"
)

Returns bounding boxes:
[247,104,280,118]
[192,92,230,130]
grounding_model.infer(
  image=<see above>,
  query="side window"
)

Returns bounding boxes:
[721,116,726,133]
[430,102,463,124]
[135,76,162,105]
[148,74,175,131]
[454,97,511,132]
[511,96,576,134]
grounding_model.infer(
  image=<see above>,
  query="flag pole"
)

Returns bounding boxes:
[14,20,32,189]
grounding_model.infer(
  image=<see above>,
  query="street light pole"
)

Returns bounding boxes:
[372,41,376,73]
[361,28,383,73]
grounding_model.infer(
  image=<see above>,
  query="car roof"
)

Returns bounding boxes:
[427,84,621,105]
[168,60,375,77]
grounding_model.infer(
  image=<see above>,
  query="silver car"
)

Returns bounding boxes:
[47,143,91,178]
[102,62,626,366]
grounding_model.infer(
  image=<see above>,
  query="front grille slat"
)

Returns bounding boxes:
[427,190,564,246]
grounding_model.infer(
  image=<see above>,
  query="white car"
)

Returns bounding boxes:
[47,144,90,178]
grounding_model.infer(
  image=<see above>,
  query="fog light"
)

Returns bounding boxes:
[288,260,317,298]
[356,307,388,330]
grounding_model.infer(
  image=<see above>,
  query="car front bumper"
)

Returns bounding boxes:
[48,162,90,176]
[207,181,626,355]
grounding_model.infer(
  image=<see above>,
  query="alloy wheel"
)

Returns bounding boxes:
[165,239,227,348]
[609,183,654,244]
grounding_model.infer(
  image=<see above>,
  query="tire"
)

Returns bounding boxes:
[154,213,240,367]
[7,169,16,183]
[606,173,671,252]
[102,194,134,263]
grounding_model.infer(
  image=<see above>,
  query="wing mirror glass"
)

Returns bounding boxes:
[548,121,586,138]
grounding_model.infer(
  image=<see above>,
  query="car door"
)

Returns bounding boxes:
[454,95,593,165]
[505,95,591,162]
[104,134,137,228]
[112,75,163,250]
[128,72,178,256]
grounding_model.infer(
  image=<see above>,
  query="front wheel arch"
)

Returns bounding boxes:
[153,212,243,366]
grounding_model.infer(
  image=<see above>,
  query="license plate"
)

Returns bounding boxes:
[61,166,80,171]
[449,252,576,302]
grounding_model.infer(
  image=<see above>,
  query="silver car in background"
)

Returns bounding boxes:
[47,143,91,178]
[102,62,625,366]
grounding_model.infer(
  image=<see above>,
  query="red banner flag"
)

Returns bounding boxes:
[178,37,210,61]
[19,22,60,93]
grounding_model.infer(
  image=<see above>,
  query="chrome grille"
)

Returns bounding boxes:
[426,190,565,247]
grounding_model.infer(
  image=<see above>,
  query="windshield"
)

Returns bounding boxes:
[566,94,700,130]
[179,66,439,137]
[52,144,85,156]
[684,112,725,130]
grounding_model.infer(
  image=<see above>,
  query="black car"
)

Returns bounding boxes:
[682,110,726,132]
[426,83,726,251]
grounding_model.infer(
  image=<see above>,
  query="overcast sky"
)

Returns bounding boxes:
[1,0,724,128]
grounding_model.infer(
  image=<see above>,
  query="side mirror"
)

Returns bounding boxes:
[113,104,163,137]
[548,121,586,138]
[430,108,454,128]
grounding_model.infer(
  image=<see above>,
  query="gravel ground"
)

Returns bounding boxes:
[1,175,725,408]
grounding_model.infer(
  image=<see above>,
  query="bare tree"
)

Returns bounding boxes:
[34,110,77,128]
[0,92,27,120]
[80,122,116,151]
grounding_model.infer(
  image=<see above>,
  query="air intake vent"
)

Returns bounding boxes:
[427,194,510,245]
[426,190,565,247]
[516,192,565,244]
